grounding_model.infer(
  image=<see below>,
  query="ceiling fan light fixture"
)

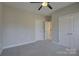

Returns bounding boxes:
[42,2,48,7]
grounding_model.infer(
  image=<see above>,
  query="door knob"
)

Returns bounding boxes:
[67,33,72,35]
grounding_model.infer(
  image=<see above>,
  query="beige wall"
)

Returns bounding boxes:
[3,5,44,49]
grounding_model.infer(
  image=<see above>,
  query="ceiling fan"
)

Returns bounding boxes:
[30,2,53,10]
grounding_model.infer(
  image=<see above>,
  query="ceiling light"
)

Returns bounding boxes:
[42,2,48,7]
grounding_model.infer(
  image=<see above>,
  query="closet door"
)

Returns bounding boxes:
[59,14,74,48]
[73,12,79,49]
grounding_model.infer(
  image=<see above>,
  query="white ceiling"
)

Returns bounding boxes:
[3,2,75,16]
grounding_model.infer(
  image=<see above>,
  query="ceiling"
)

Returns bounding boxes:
[3,2,75,16]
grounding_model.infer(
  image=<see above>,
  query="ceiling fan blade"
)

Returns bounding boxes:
[30,2,42,3]
[48,4,52,9]
[38,5,42,10]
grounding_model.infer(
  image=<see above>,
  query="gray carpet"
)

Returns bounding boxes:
[1,40,78,56]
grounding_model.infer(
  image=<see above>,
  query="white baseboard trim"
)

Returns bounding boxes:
[2,40,40,50]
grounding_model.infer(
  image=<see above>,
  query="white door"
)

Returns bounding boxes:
[59,14,74,48]
[35,20,44,41]
[59,12,79,49]
[73,12,79,49]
